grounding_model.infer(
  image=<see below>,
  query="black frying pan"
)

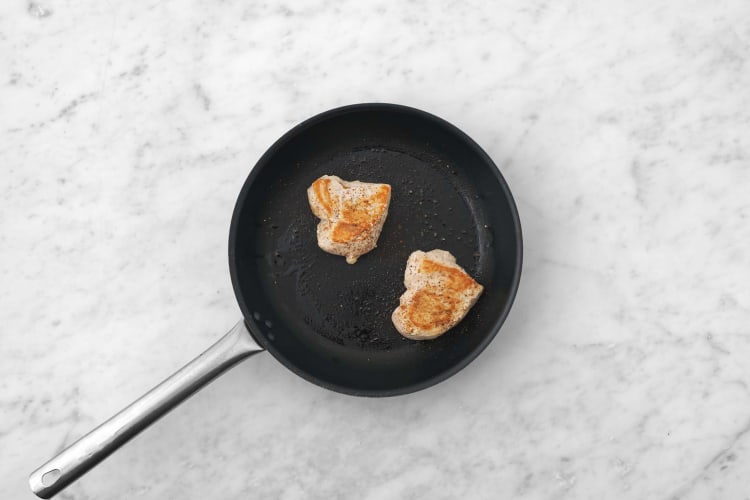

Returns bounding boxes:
[30,103,522,498]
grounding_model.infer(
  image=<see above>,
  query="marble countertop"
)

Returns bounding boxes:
[3,0,750,498]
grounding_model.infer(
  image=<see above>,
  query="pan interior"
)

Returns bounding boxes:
[230,105,521,395]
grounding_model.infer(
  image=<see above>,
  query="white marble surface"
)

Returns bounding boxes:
[2,0,750,498]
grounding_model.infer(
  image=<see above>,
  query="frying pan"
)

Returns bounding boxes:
[29,103,522,498]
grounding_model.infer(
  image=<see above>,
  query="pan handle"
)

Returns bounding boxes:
[29,320,264,499]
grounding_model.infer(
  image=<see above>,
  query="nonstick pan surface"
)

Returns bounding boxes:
[229,103,522,396]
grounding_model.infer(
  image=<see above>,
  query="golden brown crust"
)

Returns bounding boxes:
[311,177,333,217]
[307,176,391,264]
[406,289,455,330]
[331,185,390,244]
[332,221,366,242]
[419,258,477,293]
[392,250,483,340]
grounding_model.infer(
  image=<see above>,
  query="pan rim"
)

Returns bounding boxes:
[228,102,523,397]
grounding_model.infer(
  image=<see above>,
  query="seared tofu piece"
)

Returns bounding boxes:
[307,175,391,264]
[392,249,483,340]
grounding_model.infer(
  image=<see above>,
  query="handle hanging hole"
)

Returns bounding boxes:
[41,469,61,487]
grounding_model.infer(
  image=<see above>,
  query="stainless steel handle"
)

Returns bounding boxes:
[29,321,265,498]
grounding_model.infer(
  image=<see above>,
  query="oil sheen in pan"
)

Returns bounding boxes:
[254,145,486,352]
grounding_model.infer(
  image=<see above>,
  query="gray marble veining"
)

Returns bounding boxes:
[2,0,750,498]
